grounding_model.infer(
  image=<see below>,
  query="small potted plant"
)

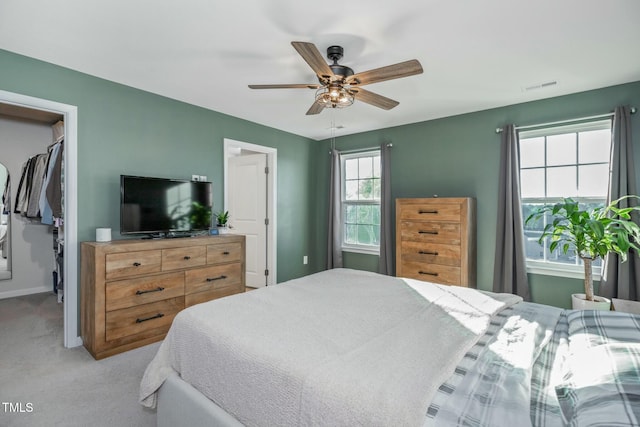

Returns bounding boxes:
[526,196,640,310]
[215,210,230,234]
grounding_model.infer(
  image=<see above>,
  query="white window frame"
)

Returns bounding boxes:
[341,150,381,255]
[519,119,612,280]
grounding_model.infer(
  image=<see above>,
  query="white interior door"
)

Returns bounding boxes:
[227,153,268,287]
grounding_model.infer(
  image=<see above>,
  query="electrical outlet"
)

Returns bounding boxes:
[303,255,308,265]
[200,175,207,182]
[191,174,199,181]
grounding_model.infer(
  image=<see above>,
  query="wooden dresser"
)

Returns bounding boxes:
[396,198,476,287]
[81,234,245,359]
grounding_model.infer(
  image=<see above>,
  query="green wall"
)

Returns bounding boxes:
[0,49,317,285]
[3,46,640,312]
[313,81,640,308]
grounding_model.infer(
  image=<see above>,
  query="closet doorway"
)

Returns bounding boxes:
[0,90,79,348]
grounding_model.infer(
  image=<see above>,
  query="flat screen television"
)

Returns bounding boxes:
[120,175,213,236]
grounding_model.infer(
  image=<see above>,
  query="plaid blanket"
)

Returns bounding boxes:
[555,310,640,426]
[425,306,640,427]
[530,312,568,427]
[424,301,563,427]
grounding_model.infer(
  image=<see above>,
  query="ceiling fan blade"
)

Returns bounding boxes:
[350,88,399,110]
[291,41,334,80]
[305,100,325,115]
[347,59,423,86]
[249,84,319,89]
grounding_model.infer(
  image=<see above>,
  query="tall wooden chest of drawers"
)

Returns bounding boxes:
[81,235,245,359]
[396,198,476,287]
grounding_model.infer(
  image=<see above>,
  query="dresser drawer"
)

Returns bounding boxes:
[399,221,461,244]
[185,286,243,308]
[105,272,184,312]
[105,297,184,341]
[399,202,461,222]
[400,241,461,267]
[185,263,242,295]
[106,250,161,280]
[207,242,243,264]
[399,261,462,286]
[162,246,206,271]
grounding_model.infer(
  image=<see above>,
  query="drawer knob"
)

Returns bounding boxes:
[136,313,164,323]
[418,250,439,256]
[206,275,227,282]
[135,287,165,295]
[132,262,141,267]
[418,230,438,235]
[418,271,439,277]
[222,251,230,255]
[183,256,191,260]
[418,210,438,214]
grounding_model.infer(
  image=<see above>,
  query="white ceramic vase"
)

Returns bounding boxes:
[571,293,611,311]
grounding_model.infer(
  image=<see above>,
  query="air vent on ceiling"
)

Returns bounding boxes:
[523,80,558,92]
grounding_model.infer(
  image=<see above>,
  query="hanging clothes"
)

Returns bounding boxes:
[14,156,36,215]
[39,142,61,225]
[2,175,10,214]
[25,153,48,218]
[47,120,64,223]
[46,140,64,220]
[12,122,64,222]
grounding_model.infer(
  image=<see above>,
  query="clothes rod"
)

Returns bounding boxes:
[329,143,393,154]
[495,107,637,133]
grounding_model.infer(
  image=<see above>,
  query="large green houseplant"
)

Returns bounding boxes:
[526,196,640,306]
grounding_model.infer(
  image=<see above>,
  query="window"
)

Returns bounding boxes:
[519,120,612,278]
[341,150,381,254]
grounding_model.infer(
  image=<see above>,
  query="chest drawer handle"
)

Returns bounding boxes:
[132,262,141,267]
[136,313,164,323]
[135,287,165,295]
[183,256,191,260]
[206,275,227,282]
[222,251,230,255]
[419,251,439,256]
[418,271,439,277]
[418,210,438,214]
[418,230,438,235]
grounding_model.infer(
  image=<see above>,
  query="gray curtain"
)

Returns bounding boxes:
[493,124,530,300]
[327,149,343,269]
[378,143,393,275]
[601,106,640,300]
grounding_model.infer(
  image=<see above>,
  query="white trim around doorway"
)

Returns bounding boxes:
[0,90,80,348]
[223,138,277,286]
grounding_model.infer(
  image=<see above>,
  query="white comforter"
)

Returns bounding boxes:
[140,268,521,426]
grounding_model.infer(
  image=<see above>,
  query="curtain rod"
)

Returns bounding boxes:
[495,106,637,133]
[329,143,393,154]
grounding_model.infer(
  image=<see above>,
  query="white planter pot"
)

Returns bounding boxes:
[217,226,229,234]
[571,293,611,311]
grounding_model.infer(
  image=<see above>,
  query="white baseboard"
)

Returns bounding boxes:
[0,285,52,300]
[67,335,83,348]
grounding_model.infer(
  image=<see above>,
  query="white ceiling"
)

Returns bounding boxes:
[1,1,639,141]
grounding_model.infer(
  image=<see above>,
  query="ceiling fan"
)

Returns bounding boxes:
[248,41,423,115]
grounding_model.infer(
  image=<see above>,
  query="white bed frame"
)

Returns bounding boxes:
[157,373,243,427]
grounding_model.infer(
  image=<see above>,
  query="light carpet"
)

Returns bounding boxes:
[0,292,159,427]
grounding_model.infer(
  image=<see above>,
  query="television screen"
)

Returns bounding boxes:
[120,175,212,235]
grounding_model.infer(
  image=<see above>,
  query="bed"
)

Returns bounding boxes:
[140,268,640,426]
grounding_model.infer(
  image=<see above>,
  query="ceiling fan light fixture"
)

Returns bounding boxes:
[249,42,422,115]
[315,86,354,109]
